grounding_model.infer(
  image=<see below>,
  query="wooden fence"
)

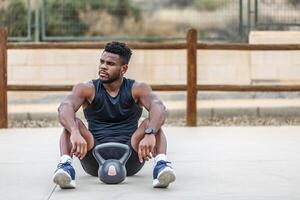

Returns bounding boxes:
[1,28,300,128]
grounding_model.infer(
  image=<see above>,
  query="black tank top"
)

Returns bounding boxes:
[83,78,143,144]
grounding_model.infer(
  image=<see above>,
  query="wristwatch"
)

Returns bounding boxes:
[144,127,156,135]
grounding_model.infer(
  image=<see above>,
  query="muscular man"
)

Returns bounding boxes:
[52,41,176,189]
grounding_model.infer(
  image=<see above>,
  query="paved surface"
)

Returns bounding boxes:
[0,127,300,200]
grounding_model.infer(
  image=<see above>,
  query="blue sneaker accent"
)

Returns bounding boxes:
[153,161,176,188]
[53,161,76,189]
[153,161,171,179]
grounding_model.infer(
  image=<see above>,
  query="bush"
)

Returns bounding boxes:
[164,0,194,8]
[193,0,227,11]
[106,0,141,27]
[288,0,300,7]
[80,0,141,27]
[44,0,140,36]
[164,0,227,11]
[45,0,87,36]
[0,0,28,37]
[0,8,5,26]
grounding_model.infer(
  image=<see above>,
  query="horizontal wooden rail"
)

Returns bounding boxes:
[197,43,300,51]
[8,84,300,92]
[7,84,187,91]
[197,85,300,91]
[7,85,73,91]
[7,43,300,51]
[7,42,187,50]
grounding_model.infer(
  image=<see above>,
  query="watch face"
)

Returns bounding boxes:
[145,128,154,134]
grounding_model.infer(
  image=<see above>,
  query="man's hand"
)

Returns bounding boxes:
[70,133,87,160]
[138,134,156,163]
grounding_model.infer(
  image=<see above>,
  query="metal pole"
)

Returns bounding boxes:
[254,0,258,27]
[239,0,244,41]
[247,0,252,38]
[27,0,32,40]
[41,0,46,40]
[35,0,40,42]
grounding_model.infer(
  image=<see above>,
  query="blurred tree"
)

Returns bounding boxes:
[0,8,5,25]
[0,0,28,37]
[288,0,300,7]
[84,0,141,28]
[165,0,193,8]
[163,0,227,11]
[107,0,131,27]
[193,0,227,11]
[45,0,87,36]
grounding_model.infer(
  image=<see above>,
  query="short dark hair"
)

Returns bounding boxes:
[104,41,132,64]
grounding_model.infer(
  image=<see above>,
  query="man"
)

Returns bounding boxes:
[52,41,176,189]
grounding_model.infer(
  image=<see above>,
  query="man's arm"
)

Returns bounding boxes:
[58,82,94,159]
[133,82,166,132]
[132,82,167,162]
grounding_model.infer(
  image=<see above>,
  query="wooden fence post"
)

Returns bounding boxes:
[186,29,197,126]
[0,29,8,128]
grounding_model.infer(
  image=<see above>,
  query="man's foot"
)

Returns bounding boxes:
[52,160,76,189]
[153,160,176,188]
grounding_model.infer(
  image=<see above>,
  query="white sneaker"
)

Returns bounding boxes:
[153,161,176,188]
[52,161,76,189]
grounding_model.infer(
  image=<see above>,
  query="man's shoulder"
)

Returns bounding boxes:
[72,80,95,96]
[132,81,151,90]
[132,81,153,99]
[74,81,94,89]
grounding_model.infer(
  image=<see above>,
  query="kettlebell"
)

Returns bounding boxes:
[93,142,131,184]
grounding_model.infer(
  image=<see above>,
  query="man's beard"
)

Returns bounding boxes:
[100,73,121,84]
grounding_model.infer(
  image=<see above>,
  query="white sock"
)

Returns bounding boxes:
[154,154,167,165]
[60,155,73,164]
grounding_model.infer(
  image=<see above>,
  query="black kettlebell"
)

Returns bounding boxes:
[93,142,131,184]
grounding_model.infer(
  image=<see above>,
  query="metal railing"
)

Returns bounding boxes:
[40,0,243,42]
[253,0,300,29]
[1,0,299,42]
[1,28,300,128]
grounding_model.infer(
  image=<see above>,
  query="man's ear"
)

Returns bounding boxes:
[121,64,128,75]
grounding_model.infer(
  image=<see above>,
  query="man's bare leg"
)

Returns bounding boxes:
[54,118,94,189]
[59,118,94,156]
[131,119,176,188]
[131,119,167,156]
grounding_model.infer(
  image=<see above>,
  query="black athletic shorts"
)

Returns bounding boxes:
[80,140,144,177]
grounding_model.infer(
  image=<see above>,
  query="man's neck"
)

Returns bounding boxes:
[103,77,124,96]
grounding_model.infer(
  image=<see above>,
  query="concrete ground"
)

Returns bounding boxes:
[0,127,300,200]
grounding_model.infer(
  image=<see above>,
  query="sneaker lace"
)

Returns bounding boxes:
[57,161,71,168]
[157,160,172,166]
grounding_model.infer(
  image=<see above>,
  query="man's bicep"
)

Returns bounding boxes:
[61,84,88,112]
[136,83,160,111]
[64,94,84,112]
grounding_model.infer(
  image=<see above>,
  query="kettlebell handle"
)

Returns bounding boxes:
[93,142,132,165]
